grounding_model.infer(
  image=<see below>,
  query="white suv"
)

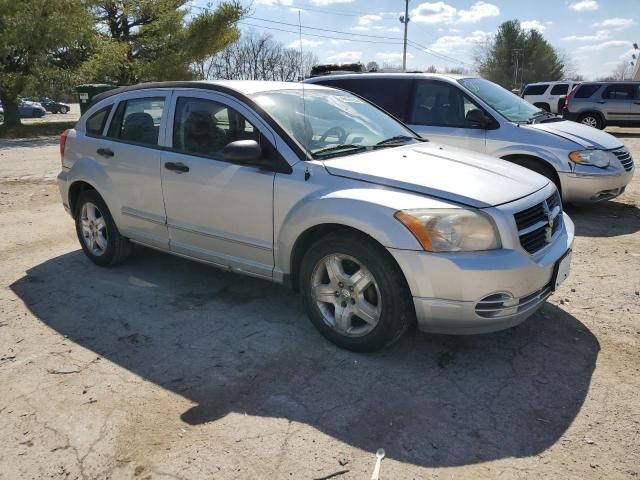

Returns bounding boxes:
[522,81,580,114]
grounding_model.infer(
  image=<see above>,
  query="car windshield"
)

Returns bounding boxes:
[459,78,541,123]
[249,88,421,159]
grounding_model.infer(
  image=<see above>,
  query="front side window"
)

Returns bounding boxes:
[550,84,569,95]
[107,97,165,146]
[86,105,112,136]
[459,78,540,122]
[250,88,420,159]
[602,84,636,100]
[411,80,483,128]
[172,97,267,158]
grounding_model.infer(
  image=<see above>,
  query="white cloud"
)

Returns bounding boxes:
[326,51,362,62]
[376,52,415,62]
[357,14,382,26]
[568,0,598,11]
[562,30,610,41]
[619,48,637,60]
[288,39,323,48]
[411,1,498,25]
[429,30,491,54]
[592,18,635,29]
[577,40,631,52]
[457,1,499,23]
[310,0,354,5]
[254,0,294,5]
[521,20,547,32]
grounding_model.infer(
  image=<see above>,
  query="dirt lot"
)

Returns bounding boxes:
[0,129,638,479]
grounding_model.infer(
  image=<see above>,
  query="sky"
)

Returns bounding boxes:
[193,0,640,80]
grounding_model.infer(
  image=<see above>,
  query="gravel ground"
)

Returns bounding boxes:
[0,128,638,479]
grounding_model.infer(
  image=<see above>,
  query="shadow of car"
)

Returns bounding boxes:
[10,247,599,468]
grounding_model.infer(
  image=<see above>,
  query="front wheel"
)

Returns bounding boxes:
[299,232,414,352]
[59,106,68,114]
[74,190,131,266]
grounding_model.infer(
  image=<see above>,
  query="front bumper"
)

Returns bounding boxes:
[388,213,574,335]
[559,164,635,203]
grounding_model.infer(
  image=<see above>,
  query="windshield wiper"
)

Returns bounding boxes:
[312,144,367,159]
[527,110,557,124]
[374,135,425,148]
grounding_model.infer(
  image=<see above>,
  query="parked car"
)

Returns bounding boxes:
[562,81,640,130]
[38,97,71,114]
[306,73,635,204]
[18,100,46,118]
[521,81,580,114]
[58,81,574,351]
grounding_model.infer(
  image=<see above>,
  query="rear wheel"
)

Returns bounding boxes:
[74,190,131,266]
[59,106,68,114]
[578,112,604,130]
[299,232,414,352]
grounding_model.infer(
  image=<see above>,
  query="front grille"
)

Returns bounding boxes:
[612,148,634,172]
[514,191,562,254]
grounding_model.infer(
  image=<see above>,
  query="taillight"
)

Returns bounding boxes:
[59,129,69,165]
[565,86,578,111]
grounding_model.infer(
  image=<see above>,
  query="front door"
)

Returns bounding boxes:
[408,79,487,153]
[160,92,276,279]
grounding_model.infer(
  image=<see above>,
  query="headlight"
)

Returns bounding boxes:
[568,150,610,168]
[394,209,501,252]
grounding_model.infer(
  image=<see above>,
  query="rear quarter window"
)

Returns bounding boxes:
[85,106,112,136]
[574,84,601,99]
[523,84,549,96]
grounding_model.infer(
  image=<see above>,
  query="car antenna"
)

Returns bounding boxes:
[298,11,312,169]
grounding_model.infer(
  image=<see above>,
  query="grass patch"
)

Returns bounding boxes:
[0,122,76,139]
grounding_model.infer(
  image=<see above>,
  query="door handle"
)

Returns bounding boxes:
[164,161,189,173]
[97,148,114,157]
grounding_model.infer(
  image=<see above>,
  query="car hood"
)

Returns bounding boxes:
[525,120,622,150]
[323,142,549,208]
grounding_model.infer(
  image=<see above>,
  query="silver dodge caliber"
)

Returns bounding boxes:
[58,81,574,352]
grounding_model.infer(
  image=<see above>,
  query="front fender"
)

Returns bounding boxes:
[275,187,444,275]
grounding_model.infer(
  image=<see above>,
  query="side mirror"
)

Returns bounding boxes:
[466,109,492,129]
[221,140,264,166]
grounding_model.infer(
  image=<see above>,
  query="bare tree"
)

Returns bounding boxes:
[204,31,318,81]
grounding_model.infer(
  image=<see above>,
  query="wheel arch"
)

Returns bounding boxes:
[501,153,563,194]
[68,180,98,215]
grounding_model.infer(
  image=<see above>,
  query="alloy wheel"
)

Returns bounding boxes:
[80,202,108,256]
[310,253,382,337]
[581,116,598,128]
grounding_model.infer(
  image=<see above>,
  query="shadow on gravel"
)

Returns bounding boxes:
[12,247,599,468]
[0,136,60,148]
[567,200,640,237]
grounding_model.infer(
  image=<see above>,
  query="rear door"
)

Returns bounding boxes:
[97,90,171,248]
[600,84,634,121]
[408,79,487,152]
[160,91,277,279]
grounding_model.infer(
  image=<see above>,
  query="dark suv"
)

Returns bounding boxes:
[563,82,640,129]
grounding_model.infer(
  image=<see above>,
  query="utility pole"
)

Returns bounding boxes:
[511,49,523,90]
[400,0,409,71]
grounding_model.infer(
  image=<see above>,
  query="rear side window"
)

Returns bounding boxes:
[318,78,414,122]
[550,84,569,95]
[575,84,601,98]
[523,84,549,96]
[602,84,636,100]
[85,106,112,136]
[107,97,165,146]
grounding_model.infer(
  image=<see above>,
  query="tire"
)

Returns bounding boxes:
[59,106,68,114]
[299,231,414,352]
[509,157,561,195]
[578,112,604,130]
[74,190,131,266]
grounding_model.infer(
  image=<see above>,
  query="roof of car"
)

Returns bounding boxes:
[305,72,470,82]
[91,80,331,104]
